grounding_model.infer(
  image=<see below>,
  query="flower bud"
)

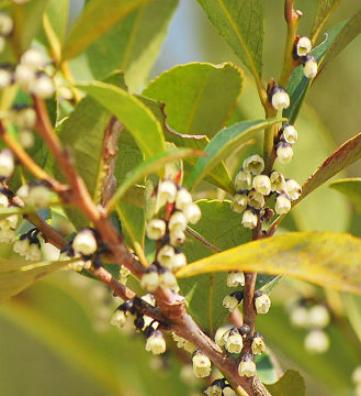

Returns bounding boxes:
[171,252,187,271]
[26,242,42,261]
[290,305,309,328]
[254,293,271,314]
[15,64,36,90]
[140,268,160,292]
[223,292,243,312]
[275,195,291,215]
[225,328,243,354]
[205,380,225,396]
[234,170,252,191]
[157,244,175,268]
[296,36,312,57]
[0,149,14,178]
[0,13,13,36]
[247,191,265,210]
[110,310,127,329]
[21,48,47,69]
[72,229,97,256]
[271,87,290,111]
[170,229,185,246]
[241,210,258,229]
[183,203,201,224]
[13,238,29,256]
[226,271,245,288]
[282,125,298,144]
[231,193,248,213]
[303,55,318,79]
[308,305,330,329]
[214,325,232,348]
[145,330,166,355]
[146,219,166,240]
[251,335,266,355]
[243,155,265,176]
[0,68,13,88]
[304,330,330,353]
[192,351,211,378]
[30,73,55,98]
[157,180,177,207]
[169,211,187,232]
[175,188,192,210]
[253,175,271,196]
[238,358,256,378]
[13,107,37,130]
[276,143,293,164]
[159,270,178,290]
[19,130,35,149]
[27,184,52,208]
[0,193,9,208]
[270,171,286,193]
[285,179,302,200]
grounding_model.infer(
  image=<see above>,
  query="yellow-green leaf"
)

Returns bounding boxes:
[266,370,305,396]
[330,178,361,213]
[177,232,361,295]
[311,0,340,43]
[79,81,165,159]
[0,259,67,304]
[62,0,148,60]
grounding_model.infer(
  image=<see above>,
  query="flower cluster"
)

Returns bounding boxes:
[288,299,331,354]
[294,36,318,79]
[142,179,201,292]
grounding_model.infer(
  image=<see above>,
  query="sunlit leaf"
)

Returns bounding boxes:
[62,0,148,60]
[197,0,263,82]
[87,0,178,91]
[177,232,361,295]
[184,118,281,190]
[79,81,165,159]
[329,178,361,213]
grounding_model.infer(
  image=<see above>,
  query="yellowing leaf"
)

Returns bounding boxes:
[0,259,67,304]
[177,232,361,295]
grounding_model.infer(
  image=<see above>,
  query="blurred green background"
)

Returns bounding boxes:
[1,1,361,395]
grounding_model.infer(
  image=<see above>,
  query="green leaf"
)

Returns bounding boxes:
[266,370,305,396]
[343,294,361,344]
[144,62,243,136]
[177,232,361,295]
[62,0,148,60]
[311,0,340,43]
[298,132,361,205]
[107,148,201,212]
[184,118,282,190]
[0,259,67,304]
[10,0,50,56]
[44,0,69,44]
[329,178,361,213]
[79,81,165,159]
[86,0,178,91]
[197,0,263,81]
[116,201,145,248]
[179,199,251,334]
[320,9,361,71]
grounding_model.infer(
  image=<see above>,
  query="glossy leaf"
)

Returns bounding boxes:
[320,9,361,71]
[177,232,361,295]
[329,178,361,213]
[10,0,50,56]
[79,82,165,159]
[86,0,178,90]
[185,118,281,190]
[0,259,67,304]
[266,370,305,396]
[144,62,243,136]
[107,147,201,212]
[197,0,264,80]
[62,0,148,60]
[179,199,251,334]
[311,0,340,43]
[298,132,361,204]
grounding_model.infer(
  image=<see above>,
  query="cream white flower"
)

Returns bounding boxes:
[276,143,293,164]
[231,193,248,214]
[290,306,310,328]
[243,155,265,176]
[226,271,245,288]
[183,203,201,224]
[242,210,258,229]
[275,195,291,215]
[223,294,241,312]
[255,294,271,314]
[0,149,14,178]
[224,329,243,354]
[0,13,13,36]
[214,325,232,348]
[304,330,330,353]
[110,310,127,329]
[158,180,177,207]
[247,191,265,210]
[270,171,286,193]
[285,179,302,200]
[175,188,192,210]
[0,68,13,88]
[238,359,256,377]
[159,270,178,290]
[303,56,318,79]
[308,305,330,329]
[296,36,312,57]
[157,244,175,268]
[171,252,187,271]
[141,270,159,292]
[21,48,47,69]
[146,219,166,240]
[27,185,52,208]
[30,74,55,98]
[19,130,35,149]
[192,351,211,378]
[234,170,252,190]
[271,88,290,111]
[15,64,36,90]
[170,229,185,246]
[251,336,266,355]
[253,175,271,196]
[169,211,187,232]
[146,331,166,355]
[72,229,97,256]
[282,125,298,144]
